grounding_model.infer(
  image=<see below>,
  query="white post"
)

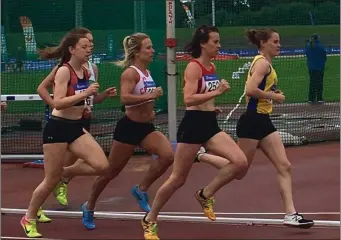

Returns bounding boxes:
[75,0,83,27]
[191,0,195,19]
[141,0,146,32]
[211,0,215,26]
[134,1,138,32]
[134,1,146,32]
[166,0,177,142]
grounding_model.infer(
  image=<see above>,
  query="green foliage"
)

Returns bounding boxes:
[193,1,340,27]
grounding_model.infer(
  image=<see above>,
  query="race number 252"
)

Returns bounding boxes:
[207,81,219,92]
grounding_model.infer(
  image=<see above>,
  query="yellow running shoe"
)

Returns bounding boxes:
[195,189,216,221]
[20,216,42,238]
[53,181,68,206]
[37,207,51,223]
[141,216,159,240]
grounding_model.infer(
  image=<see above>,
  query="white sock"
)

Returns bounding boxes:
[286,212,297,216]
[136,185,146,194]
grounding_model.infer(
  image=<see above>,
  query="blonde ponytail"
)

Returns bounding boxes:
[114,32,150,68]
[114,36,131,68]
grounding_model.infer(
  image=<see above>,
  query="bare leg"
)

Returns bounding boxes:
[146,143,201,222]
[61,151,79,183]
[259,131,295,214]
[138,131,174,191]
[202,132,248,198]
[86,141,135,210]
[62,132,109,179]
[26,143,68,219]
[235,138,259,179]
[198,151,229,169]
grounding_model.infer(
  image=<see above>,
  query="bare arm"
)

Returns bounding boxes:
[245,59,274,100]
[37,65,58,107]
[183,62,219,107]
[53,66,89,110]
[120,68,155,105]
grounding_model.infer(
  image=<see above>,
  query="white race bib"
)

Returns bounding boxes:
[87,80,96,107]
[205,79,220,92]
[87,95,94,107]
[203,74,220,92]
[74,83,89,107]
[140,79,156,95]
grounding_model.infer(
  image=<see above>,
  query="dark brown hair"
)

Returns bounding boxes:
[245,28,277,49]
[37,27,91,63]
[69,27,91,35]
[184,25,219,58]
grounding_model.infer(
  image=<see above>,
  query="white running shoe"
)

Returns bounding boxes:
[284,212,314,229]
[194,147,206,163]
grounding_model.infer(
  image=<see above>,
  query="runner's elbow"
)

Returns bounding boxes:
[245,87,256,97]
[184,96,195,107]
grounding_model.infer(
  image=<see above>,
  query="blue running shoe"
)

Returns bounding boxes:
[131,185,151,212]
[81,202,95,230]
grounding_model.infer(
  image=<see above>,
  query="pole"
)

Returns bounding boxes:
[75,0,83,27]
[141,0,146,32]
[211,0,215,26]
[166,0,177,142]
[191,0,195,19]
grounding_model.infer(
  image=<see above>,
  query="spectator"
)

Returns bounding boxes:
[305,34,327,103]
[15,46,25,72]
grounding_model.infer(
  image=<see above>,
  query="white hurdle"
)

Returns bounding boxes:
[2,208,339,227]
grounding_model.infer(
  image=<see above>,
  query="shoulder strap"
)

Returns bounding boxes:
[129,65,143,75]
[249,55,265,76]
[62,63,77,85]
[189,59,204,75]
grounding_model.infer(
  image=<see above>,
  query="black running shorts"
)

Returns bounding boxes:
[177,110,222,144]
[43,116,85,144]
[81,117,91,132]
[113,115,156,146]
[236,110,277,140]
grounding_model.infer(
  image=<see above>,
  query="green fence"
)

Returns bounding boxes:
[1,0,340,156]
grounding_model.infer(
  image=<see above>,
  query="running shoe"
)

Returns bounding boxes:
[284,212,314,229]
[53,181,68,206]
[20,216,42,238]
[141,215,159,240]
[195,188,216,221]
[131,185,151,212]
[194,147,206,163]
[37,207,51,223]
[81,202,95,230]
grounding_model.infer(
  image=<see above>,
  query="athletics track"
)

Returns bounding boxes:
[1,142,340,239]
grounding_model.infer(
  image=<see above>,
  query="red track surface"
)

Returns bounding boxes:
[2,142,340,239]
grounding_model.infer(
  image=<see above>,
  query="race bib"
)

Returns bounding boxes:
[140,79,156,94]
[204,74,220,92]
[87,80,96,107]
[87,95,94,107]
[74,82,89,107]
